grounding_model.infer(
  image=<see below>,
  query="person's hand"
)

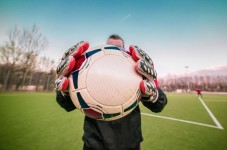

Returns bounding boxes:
[54,41,89,92]
[129,45,158,103]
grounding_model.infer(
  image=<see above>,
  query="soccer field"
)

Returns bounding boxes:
[0,92,226,150]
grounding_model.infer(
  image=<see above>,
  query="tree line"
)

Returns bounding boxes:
[0,25,56,91]
[158,74,227,92]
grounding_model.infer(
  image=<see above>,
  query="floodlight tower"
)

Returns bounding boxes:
[185,66,190,92]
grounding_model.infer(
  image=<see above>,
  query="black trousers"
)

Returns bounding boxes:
[83,143,141,150]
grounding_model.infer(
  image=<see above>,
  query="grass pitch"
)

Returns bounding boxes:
[0,92,226,150]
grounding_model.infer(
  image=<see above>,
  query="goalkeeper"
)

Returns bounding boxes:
[55,34,168,150]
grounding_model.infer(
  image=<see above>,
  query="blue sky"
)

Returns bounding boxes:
[1,0,227,77]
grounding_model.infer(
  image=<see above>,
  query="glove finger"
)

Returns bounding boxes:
[56,56,76,77]
[135,59,157,81]
[140,80,158,103]
[54,77,69,91]
[129,45,140,62]
[154,79,159,88]
[62,41,89,60]
[82,41,89,52]
[129,45,154,66]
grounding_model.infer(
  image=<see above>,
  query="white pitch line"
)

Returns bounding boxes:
[198,97,224,129]
[204,100,227,102]
[141,112,223,130]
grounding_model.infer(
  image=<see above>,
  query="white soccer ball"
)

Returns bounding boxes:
[68,45,142,121]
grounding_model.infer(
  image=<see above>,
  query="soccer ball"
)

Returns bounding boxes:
[68,45,142,121]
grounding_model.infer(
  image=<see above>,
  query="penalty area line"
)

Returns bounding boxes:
[141,112,224,130]
[198,97,224,130]
[203,100,227,102]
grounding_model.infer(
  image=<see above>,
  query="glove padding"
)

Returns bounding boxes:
[54,41,89,91]
[56,56,76,77]
[62,41,89,60]
[129,45,158,103]
[136,59,157,81]
[54,76,69,91]
[129,45,154,67]
[140,80,159,103]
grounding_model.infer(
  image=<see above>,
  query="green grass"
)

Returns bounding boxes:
[0,92,227,150]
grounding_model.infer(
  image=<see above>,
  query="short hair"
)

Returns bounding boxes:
[107,34,125,48]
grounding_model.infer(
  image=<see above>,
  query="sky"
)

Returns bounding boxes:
[0,0,227,77]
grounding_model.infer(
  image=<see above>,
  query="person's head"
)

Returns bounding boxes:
[106,34,125,48]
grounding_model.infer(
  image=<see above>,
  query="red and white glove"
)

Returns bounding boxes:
[129,45,159,103]
[54,41,89,92]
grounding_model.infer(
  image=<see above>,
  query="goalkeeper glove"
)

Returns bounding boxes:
[54,41,89,92]
[129,45,158,103]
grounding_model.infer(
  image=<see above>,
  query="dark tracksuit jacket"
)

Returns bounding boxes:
[56,88,167,150]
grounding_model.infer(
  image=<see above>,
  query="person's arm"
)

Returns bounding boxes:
[141,87,167,113]
[56,91,76,112]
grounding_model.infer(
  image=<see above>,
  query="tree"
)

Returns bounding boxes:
[19,25,49,89]
[0,26,23,91]
[0,25,49,91]
[36,56,56,90]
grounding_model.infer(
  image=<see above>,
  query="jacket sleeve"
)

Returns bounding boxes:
[141,87,167,113]
[56,91,76,112]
